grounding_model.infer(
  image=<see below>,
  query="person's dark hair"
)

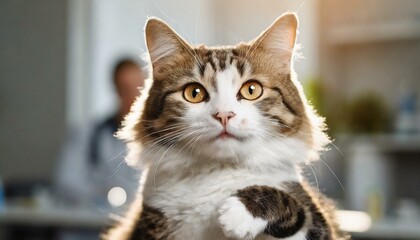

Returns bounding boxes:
[112,58,142,86]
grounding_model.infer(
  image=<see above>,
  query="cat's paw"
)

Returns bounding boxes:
[218,196,267,240]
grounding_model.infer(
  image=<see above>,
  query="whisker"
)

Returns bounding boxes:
[172,130,201,158]
[308,163,320,198]
[134,124,191,143]
[110,159,126,178]
[320,155,345,193]
[296,0,307,14]
[141,130,190,155]
[153,141,179,193]
[329,141,344,157]
[188,134,202,155]
[107,147,128,163]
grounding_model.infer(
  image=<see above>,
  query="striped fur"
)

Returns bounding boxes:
[106,13,347,240]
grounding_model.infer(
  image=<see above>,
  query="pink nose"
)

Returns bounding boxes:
[214,111,236,127]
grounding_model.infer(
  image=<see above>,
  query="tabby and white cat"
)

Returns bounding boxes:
[106,13,348,240]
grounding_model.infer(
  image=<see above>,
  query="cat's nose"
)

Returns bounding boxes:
[213,111,236,127]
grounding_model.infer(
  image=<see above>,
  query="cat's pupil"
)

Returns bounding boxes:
[192,88,200,98]
[248,85,255,95]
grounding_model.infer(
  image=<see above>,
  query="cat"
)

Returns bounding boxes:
[105,12,348,240]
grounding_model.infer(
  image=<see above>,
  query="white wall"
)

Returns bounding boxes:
[0,0,67,180]
[67,0,91,127]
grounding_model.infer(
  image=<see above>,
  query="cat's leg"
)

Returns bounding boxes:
[282,182,347,240]
[218,195,269,239]
[218,185,305,240]
[218,182,340,240]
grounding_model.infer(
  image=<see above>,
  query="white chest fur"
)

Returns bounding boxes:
[142,166,299,240]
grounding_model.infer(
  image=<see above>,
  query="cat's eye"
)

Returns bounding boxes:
[239,80,263,100]
[183,83,208,103]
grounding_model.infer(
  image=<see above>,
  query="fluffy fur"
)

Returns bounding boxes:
[105,12,347,240]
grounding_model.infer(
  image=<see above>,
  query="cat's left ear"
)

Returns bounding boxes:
[250,13,298,63]
[145,17,192,66]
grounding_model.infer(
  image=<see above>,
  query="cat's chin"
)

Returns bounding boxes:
[199,137,249,160]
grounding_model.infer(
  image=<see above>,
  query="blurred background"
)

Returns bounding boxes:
[1,0,420,239]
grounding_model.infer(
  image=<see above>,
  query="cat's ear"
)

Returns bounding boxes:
[251,13,298,63]
[145,17,192,66]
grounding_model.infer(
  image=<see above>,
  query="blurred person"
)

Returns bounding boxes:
[55,58,145,210]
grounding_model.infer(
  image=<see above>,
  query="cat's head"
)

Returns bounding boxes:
[119,13,329,171]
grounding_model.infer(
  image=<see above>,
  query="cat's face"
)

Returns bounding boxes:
[121,13,328,169]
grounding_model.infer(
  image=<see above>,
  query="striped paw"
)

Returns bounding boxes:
[218,196,268,240]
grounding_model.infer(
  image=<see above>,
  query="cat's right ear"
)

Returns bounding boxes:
[145,18,192,66]
[250,13,298,65]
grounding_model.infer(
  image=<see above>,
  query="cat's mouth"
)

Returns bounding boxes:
[216,130,239,140]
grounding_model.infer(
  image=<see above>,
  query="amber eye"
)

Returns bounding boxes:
[183,83,208,103]
[239,80,263,100]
